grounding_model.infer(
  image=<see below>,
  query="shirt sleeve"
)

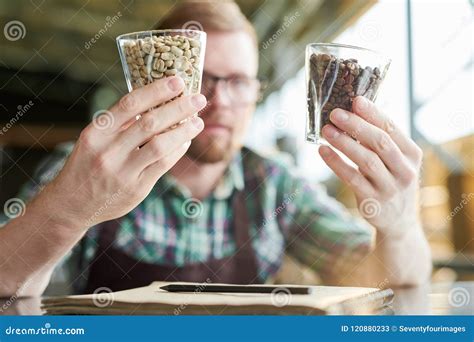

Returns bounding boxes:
[276,165,375,280]
[0,142,89,295]
[2,142,74,214]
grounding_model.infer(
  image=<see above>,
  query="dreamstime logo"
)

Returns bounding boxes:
[447,193,474,221]
[174,278,212,315]
[418,160,425,187]
[271,287,292,307]
[357,21,380,42]
[0,100,34,136]
[0,279,32,313]
[85,189,123,227]
[181,198,203,219]
[92,109,115,130]
[271,111,289,130]
[92,287,114,308]
[3,198,26,219]
[4,20,26,41]
[448,287,470,308]
[182,20,203,36]
[373,278,390,290]
[448,110,470,130]
[84,11,122,50]
[261,188,300,228]
[262,11,300,49]
[359,198,381,219]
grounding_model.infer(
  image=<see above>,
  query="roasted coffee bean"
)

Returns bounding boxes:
[307,52,384,129]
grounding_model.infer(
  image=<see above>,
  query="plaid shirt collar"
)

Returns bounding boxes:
[155,150,245,200]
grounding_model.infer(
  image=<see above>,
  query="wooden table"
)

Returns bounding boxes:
[1,281,472,315]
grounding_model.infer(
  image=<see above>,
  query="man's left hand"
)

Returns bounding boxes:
[318,96,423,237]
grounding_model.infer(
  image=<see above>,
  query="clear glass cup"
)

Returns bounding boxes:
[116,29,206,95]
[305,43,391,144]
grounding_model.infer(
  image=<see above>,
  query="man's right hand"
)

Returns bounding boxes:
[42,76,206,231]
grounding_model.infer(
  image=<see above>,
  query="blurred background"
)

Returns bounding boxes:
[0,0,473,284]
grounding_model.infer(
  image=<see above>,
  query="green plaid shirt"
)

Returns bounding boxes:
[4,142,373,294]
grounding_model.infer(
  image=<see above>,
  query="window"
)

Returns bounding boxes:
[247,0,473,181]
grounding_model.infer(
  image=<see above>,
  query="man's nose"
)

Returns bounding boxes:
[209,81,232,108]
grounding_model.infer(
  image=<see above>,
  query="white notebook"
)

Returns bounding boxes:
[42,281,394,315]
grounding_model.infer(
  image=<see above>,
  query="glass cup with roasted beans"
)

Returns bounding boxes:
[305,43,391,144]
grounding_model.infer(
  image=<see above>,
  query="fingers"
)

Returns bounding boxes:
[322,124,396,192]
[129,116,204,171]
[117,93,207,151]
[352,97,423,164]
[138,139,193,188]
[329,108,413,181]
[107,76,186,131]
[319,145,374,198]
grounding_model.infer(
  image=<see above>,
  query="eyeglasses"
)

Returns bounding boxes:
[201,71,265,104]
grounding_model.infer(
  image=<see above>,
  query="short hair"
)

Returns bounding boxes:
[153,0,258,47]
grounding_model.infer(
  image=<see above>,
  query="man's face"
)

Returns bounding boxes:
[186,31,259,163]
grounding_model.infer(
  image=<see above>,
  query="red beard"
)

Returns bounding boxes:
[186,133,235,163]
